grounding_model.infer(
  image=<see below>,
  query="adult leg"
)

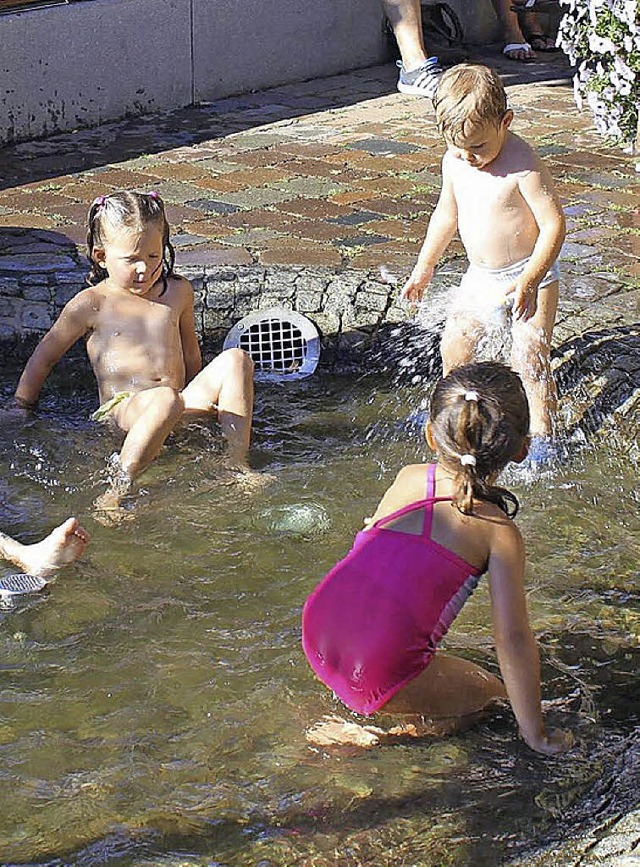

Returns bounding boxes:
[382,0,443,97]
[0,518,90,577]
[381,0,428,70]
[511,281,559,438]
[521,11,559,50]
[181,348,254,465]
[491,0,535,62]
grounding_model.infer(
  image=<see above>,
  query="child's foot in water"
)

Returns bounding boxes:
[13,517,90,576]
[224,458,276,492]
[93,496,136,526]
[306,715,386,747]
[306,714,429,747]
[93,454,135,524]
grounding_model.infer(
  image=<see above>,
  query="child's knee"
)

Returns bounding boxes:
[222,347,254,377]
[441,321,475,369]
[512,329,551,380]
[147,385,184,420]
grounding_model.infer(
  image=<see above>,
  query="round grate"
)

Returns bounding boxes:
[223,308,320,381]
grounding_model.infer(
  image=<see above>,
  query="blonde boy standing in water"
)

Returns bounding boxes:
[14,191,254,515]
[403,64,566,452]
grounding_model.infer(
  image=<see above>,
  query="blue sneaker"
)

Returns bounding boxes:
[396,58,443,99]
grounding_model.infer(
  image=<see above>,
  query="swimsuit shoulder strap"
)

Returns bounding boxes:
[422,463,437,537]
[372,465,451,532]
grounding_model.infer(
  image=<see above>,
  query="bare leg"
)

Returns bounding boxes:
[94,386,185,515]
[113,386,185,478]
[381,0,428,70]
[511,282,558,438]
[440,312,486,376]
[306,653,507,747]
[181,348,254,466]
[383,653,507,716]
[491,0,535,61]
[0,518,90,577]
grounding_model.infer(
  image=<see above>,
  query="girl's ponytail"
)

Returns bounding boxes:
[430,363,529,517]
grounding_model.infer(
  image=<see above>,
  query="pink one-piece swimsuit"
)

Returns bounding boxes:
[302,464,484,716]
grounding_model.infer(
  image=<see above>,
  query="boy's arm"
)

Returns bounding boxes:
[14,292,95,407]
[402,158,458,302]
[512,156,566,321]
[178,280,203,384]
[488,523,571,755]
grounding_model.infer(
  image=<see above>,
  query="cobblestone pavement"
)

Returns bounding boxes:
[0,48,637,277]
[1,46,637,406]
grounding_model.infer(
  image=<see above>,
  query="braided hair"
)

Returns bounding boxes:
[429,362,530,517]
[86,191,175,295]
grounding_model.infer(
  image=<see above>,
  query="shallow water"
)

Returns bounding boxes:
[0,365,638,866]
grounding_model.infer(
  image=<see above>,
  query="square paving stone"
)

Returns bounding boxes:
[272,199,354,220]
[329,190,379,206]
[185,199,241,215]
[209,187,299,209]
[329,210,382,227]
[143,162,213,182]
[181,219,237,239]
[346,138,420,155]
[176,245,253,268]
[224,209,295,231]
[219,228,284,247]
[338,234,390,248]
[171,233,210,248]
[258,240,342,268]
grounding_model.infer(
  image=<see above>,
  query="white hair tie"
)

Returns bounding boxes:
[464,391,479,402]
[460,454,476,467]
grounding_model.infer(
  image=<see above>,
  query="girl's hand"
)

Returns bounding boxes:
[523,727,574,755]
[401,265,434,303]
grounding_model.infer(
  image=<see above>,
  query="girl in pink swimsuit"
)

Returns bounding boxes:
[303,361,571,755]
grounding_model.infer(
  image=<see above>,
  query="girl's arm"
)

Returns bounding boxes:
[402,158,459,302]
[15,292,95,407]
[512,156,566,321]
[488,522,571,755]
[178,279,203,384]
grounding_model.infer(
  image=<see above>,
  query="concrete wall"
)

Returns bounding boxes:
[0,0,503,146]
[192,0,388,103]
[0,0,389,145]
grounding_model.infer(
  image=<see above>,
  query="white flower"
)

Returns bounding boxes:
[588,33,617,53]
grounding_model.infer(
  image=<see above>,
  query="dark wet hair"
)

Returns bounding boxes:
[86,190,175,295]
[429,362,530,517]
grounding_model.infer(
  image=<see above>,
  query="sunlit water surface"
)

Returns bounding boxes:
[0,364,638,866]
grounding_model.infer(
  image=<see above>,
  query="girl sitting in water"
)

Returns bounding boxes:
[302,361,572,755]
[13,191,255,517]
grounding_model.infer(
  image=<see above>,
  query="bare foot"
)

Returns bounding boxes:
[223,459,276,493]
[93,455,135,524]
[305,714,386,748]
[12,518,90,577]
[93,490,135,526]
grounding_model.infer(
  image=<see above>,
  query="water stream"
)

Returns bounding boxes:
[0,360,638,865]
